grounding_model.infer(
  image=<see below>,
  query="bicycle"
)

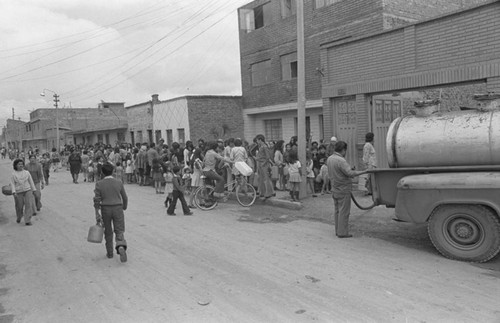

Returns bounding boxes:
[193,175,257,210]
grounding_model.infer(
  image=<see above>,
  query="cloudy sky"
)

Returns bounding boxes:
[0,0,251,127]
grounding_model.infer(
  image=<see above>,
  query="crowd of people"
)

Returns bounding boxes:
[7,131,377,240]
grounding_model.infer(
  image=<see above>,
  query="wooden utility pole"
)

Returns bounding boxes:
[297,0,307,198]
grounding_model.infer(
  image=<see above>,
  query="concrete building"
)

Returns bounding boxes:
[67,102,128,147]
[153,95,244,146]
[237,0,491,147]
[5,102,127,152]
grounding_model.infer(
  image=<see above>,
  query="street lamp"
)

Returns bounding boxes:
[40,89,60,152]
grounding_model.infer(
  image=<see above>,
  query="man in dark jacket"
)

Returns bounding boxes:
[94,163,129,262]
[68,149,82,184]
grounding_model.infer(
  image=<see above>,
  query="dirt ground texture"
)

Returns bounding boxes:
[0,159,499,323]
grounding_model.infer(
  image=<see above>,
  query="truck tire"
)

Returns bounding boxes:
[428,205,500,263]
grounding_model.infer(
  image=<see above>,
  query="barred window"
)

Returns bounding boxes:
[264,119,282,142]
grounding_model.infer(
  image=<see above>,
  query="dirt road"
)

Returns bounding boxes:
[0,159,499,322]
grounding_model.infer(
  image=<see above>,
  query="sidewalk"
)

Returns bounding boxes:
[253,185,374,222]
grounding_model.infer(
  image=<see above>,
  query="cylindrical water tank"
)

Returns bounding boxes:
[386,109,500,168]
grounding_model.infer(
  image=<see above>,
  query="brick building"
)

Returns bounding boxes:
[5,102,127,152]
[237,0,491,145]
[153,95,244,146]
[126,95,157,146]
[321,0,500,167]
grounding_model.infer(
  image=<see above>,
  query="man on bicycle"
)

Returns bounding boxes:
[202,141,233,198]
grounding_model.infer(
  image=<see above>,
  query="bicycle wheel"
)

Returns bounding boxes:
[235,182,257,207]
[193,185,218,211]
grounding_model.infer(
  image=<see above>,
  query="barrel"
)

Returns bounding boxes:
[386,109,500,168]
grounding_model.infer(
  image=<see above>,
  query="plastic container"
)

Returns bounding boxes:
[235,161,253,176]
[87,223,104,243]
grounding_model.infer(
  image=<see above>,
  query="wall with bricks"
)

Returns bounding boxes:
[323,1,500,97]
[238,0,483,111]
[186,96,244,143]
[126,101,154,145]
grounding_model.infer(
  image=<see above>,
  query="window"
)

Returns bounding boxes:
[315,0,342,9]
[251,60,272,86]
[117,132,125,143]
[97,134,103,144]
[281,52,298,81]
[130,131,135,145]
[155,130,162,145]
[281,0,296,18]
[148,130,153,144]
[166,129,173,146]
[294,116,311,140]
[105,133,110,145]
[264,119,282,142]
[319,115,324,141]
[239,2,272,33]
[177,128,185,144]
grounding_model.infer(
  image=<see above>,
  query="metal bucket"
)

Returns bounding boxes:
[87,223,104,243]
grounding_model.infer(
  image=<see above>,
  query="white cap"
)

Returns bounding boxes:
[330,136,337,142]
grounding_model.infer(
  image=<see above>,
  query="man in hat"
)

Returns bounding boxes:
[327,136,337,156]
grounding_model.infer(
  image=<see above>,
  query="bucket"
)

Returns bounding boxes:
[87,223,104,243]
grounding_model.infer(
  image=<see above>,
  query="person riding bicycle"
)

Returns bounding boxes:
[202,141,233,198]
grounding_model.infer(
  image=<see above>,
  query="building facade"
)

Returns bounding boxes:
[126,95,157,146]
[321,0,500,167]
[237,0,491,147]
[153,95,244,146]
[5,102,128,152]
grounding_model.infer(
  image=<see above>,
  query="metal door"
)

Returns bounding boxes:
[373,99,402,168]
[335,98,357,166]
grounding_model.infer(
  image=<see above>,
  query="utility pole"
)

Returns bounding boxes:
[53,93,60,151]
[297,0,307,198]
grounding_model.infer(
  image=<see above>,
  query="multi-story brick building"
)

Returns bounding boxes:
[321,0,500,167]
[153,95,244,146]
[237,0,491,148]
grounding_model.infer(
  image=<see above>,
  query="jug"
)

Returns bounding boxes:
[87,222,104,243]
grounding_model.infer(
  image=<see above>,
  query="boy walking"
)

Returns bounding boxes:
[166,165,194,216]
[93,163,129,262]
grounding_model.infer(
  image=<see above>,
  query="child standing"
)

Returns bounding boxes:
[287,150,302,202]
[163,162,174,208]
[88,161,95,183]
[319,159,330,194]
[189,149,203,208]
[93,162,128,262]
[306,152,317,197]
[115,161,124,182]
[152,157,163,194]
[166,165,194,216]
[125,157,133,184]
[95,156,104,181]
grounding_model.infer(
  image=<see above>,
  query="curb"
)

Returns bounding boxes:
[254,197,303,210]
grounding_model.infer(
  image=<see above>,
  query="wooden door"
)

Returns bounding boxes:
[335,98,357,166]
[373,99,402,168]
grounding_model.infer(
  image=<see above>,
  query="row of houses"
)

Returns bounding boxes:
[3,0,500,168]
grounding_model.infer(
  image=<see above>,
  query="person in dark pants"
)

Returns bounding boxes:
[94,163,129,262]
[68,149,82,183]
[326,141,366,238]
[166,165,193,216]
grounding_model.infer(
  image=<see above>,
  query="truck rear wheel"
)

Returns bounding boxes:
[428,204,500,263]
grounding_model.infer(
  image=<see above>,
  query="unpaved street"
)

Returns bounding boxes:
[0,159,499,323]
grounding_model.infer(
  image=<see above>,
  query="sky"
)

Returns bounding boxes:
[0,0,251,128]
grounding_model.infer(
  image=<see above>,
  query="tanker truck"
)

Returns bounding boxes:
[365,94,500,263]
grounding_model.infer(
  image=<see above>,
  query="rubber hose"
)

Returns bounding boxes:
[351,193,376,210]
